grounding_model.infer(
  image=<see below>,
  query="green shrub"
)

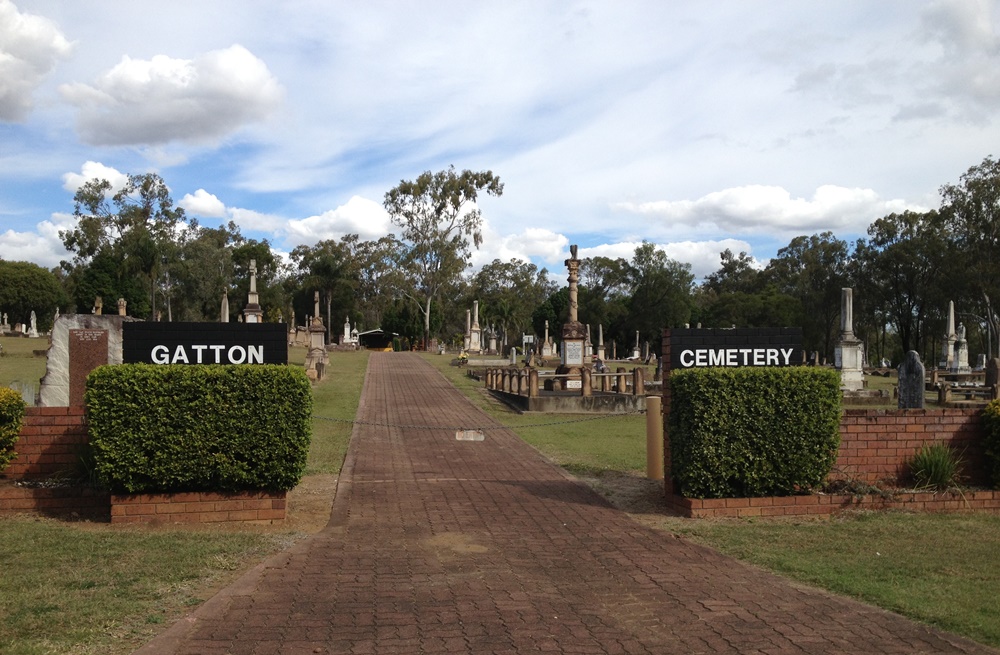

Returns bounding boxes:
[981,399,1000,487]
[908,443,963,490]
[86,364,312,494]
[668,366,842,498]
[0,386,26,471]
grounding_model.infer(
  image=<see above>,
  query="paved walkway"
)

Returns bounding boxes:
[136,353,995,655]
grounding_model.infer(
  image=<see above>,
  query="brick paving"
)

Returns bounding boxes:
[135,353,996,654]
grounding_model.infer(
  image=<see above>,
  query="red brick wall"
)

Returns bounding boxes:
[111,491,286,524]
[5,407,88,478]
[836,408,988,486]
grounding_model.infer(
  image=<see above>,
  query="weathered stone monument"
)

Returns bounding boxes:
[39,314,131,406]
[940,300,957,369]
[221,290,230,322]
[631,331,641,360]
[897,350,925,409]
[28,310,38,338]
[243,259,263,323]
[463,309,472,352]
[469,301,483,354]
[555,245,587,390]
[584,324,593,359]
[117,298,127,317]
[304,291,329,381]
[541,320,553,357]
[834,287,864,391]
[1,312,9,334]
[596,324,606,361]
[953,323,971,374]
[93,296,103,315]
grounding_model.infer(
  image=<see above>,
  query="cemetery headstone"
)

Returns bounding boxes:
[897,350,925,409]
[39,314,128,407]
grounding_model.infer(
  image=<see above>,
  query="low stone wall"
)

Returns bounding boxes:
[665,489,1000,519]
[6,406,88,478]
[110,491,286,524]
[3,407,287,524]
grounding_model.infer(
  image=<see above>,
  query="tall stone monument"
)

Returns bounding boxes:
[596,324,606,361]
[463,309,472,352]
[555,245,587,389]
[835,287,865,391]
[221,290,230,322]
[304,291,329,381]
[28,311,38,338]
[953,323,971,374]
[243,259,264,323]
[940,300,957,369]
[541,320,553,357]
[469,301,483,354]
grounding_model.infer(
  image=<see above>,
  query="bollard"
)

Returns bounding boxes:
[646,395,664,480]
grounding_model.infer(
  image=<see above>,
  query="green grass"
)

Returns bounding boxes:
[656,512,1000,647]
[0,336,48,401]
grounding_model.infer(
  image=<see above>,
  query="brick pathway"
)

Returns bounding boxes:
[135,353,996,654]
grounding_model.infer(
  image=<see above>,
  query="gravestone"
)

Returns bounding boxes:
[28,310,38,338]
[953,323,971,373]
[897,350,925,409]
[69,329,108,406]
[835,287,864,391]
[987,358,1000,391]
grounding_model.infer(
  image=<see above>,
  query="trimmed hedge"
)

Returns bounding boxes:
[0,387,26,471]
[982,399,1000,488]
[86,364,312,494]
[668,366,842,498]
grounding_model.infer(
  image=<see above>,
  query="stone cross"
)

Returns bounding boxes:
[897,350,925,409]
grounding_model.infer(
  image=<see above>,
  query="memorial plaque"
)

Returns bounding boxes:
[69,329,108,406]
[564,341,584,366]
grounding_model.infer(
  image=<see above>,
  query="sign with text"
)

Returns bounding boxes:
[667,327,803,370]
[123,323,288,365]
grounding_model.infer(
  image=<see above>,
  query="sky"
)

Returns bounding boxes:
[1,0,999,282]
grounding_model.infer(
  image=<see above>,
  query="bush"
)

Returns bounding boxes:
[668,366,842,498]
[908,443,963,490]
[0,387,27,471]
[86,364,312,494]
[981,399,1000,487]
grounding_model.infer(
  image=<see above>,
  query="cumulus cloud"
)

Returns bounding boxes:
[61,161,129,193]
[179,189,227,218]
[59,44,283,146]
[285,196,392,244]
[0,0,72,121]
[614,185,920,235]
[0,213,75,268]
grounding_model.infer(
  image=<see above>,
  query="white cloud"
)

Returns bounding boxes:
[179,189,227,218]
[228,207,287,233]
[285,196,392,244]
[0,212,75,268]
[615,185,923,235]
[61,161,128,193]
[59,44,283,146]
[0,0,73,121]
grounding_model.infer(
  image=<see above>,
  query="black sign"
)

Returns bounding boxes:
[123,323,288,365]
[667,327,803,370]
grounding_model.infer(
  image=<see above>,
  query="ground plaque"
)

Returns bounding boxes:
[69,329,109,406]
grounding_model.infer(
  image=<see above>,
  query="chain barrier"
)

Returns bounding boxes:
[314,408,646,433]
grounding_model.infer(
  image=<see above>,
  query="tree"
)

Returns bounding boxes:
[939,156,1000,358]
[469,258,556,348]
[60,173,187,319]
[764,233,850,358]
[383,166,503,345]
[290,237,358,341]
[852,211,950,361]
[0,260,68,331]
[624,242,694,351]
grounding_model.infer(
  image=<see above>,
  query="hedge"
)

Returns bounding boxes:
[668,366,842,498]
[0,387,26,471]
[981,399,1000,487]
[86,364,312,494]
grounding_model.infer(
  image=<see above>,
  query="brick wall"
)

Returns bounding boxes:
[5,406,88,478]
[836,408,988,486]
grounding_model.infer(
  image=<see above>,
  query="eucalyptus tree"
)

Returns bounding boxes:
[60,173,186,318]
[469,258,556,347]
[383,166,503,345]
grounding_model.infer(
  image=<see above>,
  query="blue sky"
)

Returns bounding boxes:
[2,0,999,280]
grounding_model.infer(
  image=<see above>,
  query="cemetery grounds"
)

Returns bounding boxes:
[0,335,998,654]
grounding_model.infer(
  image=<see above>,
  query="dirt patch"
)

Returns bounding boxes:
[282,473,339,533]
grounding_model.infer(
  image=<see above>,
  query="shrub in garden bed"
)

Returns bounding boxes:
[669,366,841,498]
[86,364,312,494]
[0,386,26,470]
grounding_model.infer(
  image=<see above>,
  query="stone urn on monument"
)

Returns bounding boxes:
[555,245,588,390]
